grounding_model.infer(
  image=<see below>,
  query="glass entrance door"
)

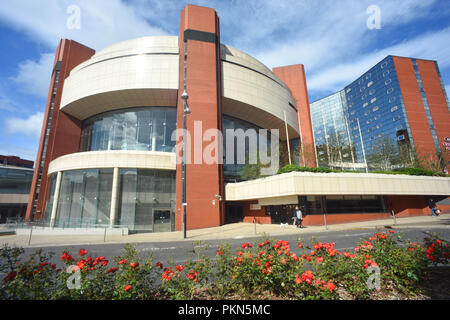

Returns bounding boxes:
[153,209,172,233]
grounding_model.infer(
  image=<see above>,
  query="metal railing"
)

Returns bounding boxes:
[3,217,127,230]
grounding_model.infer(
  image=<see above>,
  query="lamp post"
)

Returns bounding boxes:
[181,89,190,239]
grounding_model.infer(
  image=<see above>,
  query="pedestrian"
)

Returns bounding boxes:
[295,206,303,228]
[429,199,437,216]
[292,207,298,228]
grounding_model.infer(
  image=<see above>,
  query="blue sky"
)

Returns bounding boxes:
[0,0,449,162]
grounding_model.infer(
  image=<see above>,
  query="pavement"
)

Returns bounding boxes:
[0,214,448,248]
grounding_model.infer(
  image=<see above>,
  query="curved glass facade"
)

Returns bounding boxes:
[46,168,175,231]
[222,115,275,182]
[79,107,177,152]
[54,169,113,227]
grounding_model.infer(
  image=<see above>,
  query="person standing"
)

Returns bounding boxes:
[295,206,303,228]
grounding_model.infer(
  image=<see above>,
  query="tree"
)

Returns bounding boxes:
[366,137,397,171]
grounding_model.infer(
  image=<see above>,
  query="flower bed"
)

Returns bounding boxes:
[0,231,448,300]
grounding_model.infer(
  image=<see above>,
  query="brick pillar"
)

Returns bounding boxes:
[25,39,95,221]
[393,57,439,166]
[415,59,450,172]
[273,65,317,167]
[175,5,224,231]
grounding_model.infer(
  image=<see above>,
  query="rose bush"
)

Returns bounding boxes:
[0,230,448,300]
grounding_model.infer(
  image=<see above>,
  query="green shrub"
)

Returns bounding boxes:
[1,231,449,300]
[278,164,448,177]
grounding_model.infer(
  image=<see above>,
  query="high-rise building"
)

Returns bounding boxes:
[311,55,450,172]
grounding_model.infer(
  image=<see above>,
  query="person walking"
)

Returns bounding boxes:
[295,205,303,228]
[292,206,298,228]
[429,199,437,216]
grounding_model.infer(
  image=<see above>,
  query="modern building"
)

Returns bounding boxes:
[0,155,34,223]
[311,55,450,172]
[25,4,450,232]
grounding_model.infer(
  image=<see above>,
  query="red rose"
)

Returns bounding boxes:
[61,252,72,262]
[107,267,118,273]
[79,249,88,256]
[124,284,132,292]
[175,265,184,272]
[323,282,336,292]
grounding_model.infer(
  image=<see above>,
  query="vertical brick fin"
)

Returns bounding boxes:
[393,57,438,165]
[25,40,95,221]
[415,60,450,171]
[272,65,317,167]
[176,5,224,231]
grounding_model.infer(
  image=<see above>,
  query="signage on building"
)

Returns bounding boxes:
[250,204,261,210]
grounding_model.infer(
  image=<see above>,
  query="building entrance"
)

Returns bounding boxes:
[153,209,172,233]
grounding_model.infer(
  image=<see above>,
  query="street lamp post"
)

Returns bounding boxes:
[181,90,190,239]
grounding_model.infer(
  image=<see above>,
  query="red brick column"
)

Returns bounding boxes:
[415,59,450,171]
[393,57,439,166]
[273,65,317,167]
[175,5,224,230]
[25,40,95,221]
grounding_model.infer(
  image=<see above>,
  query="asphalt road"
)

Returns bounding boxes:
[16,226,450,267]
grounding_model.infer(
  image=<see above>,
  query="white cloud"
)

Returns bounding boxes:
[0,0,448,102]
[307,27,450,93]
[5,112,44,137]
[0,96,15,112]
[11,53,54,98]
[223,0,438,70]
[0,0,168,51]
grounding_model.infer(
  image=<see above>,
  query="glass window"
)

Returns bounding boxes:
[42,174,56,224]
[124,169,176,231]
[79,107,177,153]
[55,169,113,228]
[223,115,276,182]
[0,167,33,194]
